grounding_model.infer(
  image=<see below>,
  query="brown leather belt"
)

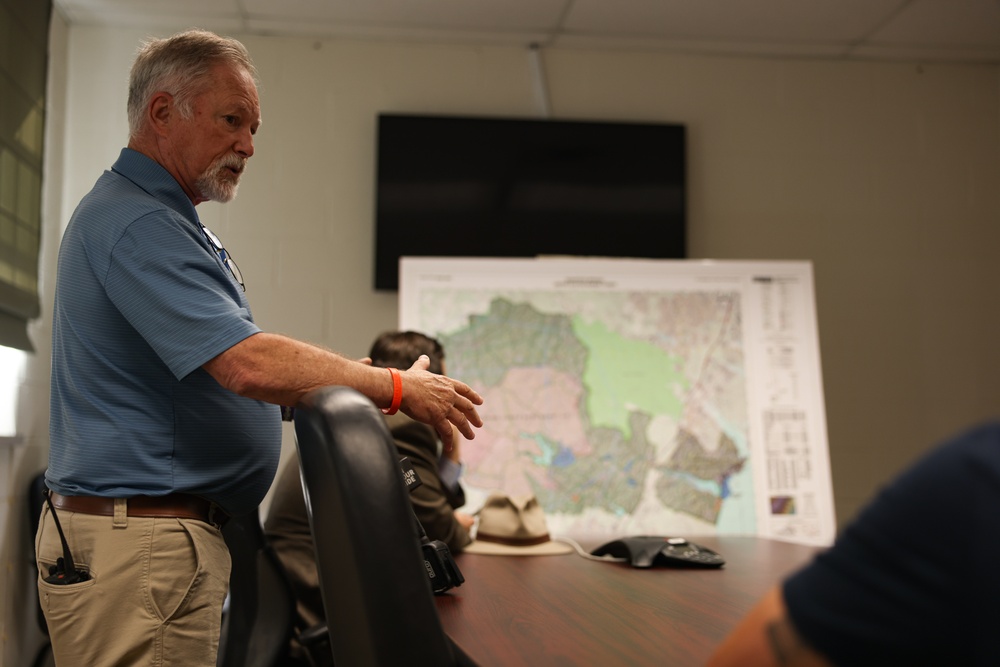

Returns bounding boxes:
[50,492,229,528]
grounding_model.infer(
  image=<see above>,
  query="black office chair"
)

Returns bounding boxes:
[218,508,298,667]
[293,386,476,667]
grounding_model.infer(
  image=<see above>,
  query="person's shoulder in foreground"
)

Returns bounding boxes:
[708,422,1000,667]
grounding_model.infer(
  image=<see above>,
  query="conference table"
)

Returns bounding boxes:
[435,536,823,666]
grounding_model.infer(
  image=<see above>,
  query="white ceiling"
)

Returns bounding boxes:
[52,0,1000,64]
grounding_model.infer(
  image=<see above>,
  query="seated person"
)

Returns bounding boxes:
[708,422,1000,667]
[264,330,475,663]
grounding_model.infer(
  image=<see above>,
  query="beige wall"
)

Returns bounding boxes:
[0,11,67,665]
[3,14,999,665]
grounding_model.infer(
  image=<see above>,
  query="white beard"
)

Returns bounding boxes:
[195,154,247,203]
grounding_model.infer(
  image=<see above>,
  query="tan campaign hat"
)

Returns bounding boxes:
[465,492,573,556]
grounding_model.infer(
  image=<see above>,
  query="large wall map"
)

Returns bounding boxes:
[400,258,835,546]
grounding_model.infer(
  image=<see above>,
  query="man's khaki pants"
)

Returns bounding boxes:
[36,505,231,667]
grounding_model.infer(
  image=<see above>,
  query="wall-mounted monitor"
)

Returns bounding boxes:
[374,113,686,291]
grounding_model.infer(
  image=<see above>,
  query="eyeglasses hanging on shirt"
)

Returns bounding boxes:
[201,224,245,292]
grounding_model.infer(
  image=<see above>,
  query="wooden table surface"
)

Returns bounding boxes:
[435,536,822,666]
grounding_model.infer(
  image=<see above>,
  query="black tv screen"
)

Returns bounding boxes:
[374,113,686,290]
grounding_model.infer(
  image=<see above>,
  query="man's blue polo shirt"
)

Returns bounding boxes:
[48,148,281,514]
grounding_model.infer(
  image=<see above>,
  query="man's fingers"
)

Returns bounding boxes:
[402,370,483,442]
[453,380,484,406]
[449,390,483,428]
[436,420,455,450]
[458,404,483,429]
[451,411,477,440]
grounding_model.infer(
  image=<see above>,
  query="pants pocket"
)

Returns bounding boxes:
[146,518,230,623]
[35,509,101,665]
[147,519,231,667]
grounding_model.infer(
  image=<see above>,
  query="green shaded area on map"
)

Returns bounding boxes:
[572,317,688,440]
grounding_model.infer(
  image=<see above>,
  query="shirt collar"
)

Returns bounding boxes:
[110,148,201,225]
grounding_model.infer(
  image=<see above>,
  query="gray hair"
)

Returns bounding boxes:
[127,29,258,139]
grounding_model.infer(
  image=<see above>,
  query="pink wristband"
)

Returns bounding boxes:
[383,367,402,415]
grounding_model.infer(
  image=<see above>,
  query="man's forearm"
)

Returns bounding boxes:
[204,331,484,448]
[707,586,832,667]
[203,331,392,408]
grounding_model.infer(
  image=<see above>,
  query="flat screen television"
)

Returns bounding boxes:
[373,113,686,290]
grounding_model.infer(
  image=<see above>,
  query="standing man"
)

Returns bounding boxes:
[38,29,482,667]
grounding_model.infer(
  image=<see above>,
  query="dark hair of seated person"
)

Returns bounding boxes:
[368,330,445,375]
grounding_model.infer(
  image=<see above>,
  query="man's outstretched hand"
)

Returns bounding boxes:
[399,355,484,450]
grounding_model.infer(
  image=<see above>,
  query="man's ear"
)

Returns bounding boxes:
[148,91,174,136]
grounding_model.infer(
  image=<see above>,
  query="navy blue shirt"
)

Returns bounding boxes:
[48,148,281,514]
[783,422,1000,666]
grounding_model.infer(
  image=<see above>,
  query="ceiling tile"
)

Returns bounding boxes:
[56,0,243,20]
[244,16,551,46]
[562,0,906,42]
[242,0,566,31]
[869,0,1000,47]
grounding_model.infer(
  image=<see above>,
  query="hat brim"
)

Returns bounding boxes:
[463,537,574,556]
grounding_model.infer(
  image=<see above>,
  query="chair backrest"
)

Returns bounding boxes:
[293,385,472,667]
[218,509,296,667]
